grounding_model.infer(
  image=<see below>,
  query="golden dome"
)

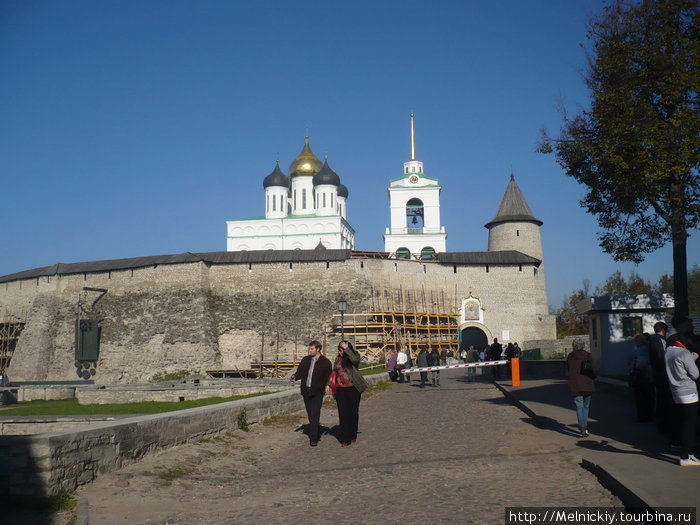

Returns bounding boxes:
[289,136,322,177]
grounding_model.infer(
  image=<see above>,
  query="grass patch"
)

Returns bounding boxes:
[158,465,195,484]
[365,380,391,394]
[47,491,77,513]
[0,392,274,416]
[237,410,249,432]
[262,413,301,426]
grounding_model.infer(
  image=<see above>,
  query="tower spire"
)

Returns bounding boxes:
[410,112,415,161]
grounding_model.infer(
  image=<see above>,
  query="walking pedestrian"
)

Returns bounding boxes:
[416,347,429,388]
[465,345,479,382]
[664,340,700,466]
[629,334,655,422]
[567,338,597,437]
[430,347,441,386]
[396,348,408,383]
[388,348,398,382]
[649,322,673,436]
[488,338,503,379]
[290,340,333,447]
[333,340,368,447]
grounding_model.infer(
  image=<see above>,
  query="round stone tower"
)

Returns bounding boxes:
[486,173,543,260]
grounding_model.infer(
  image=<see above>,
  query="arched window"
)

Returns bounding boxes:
[406,198,424,230]
[420,247,436,260]
[396,247,411,259]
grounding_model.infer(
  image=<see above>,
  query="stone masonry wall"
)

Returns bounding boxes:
[1,257,555,383]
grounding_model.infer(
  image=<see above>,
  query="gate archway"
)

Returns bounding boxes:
[460,325,489,352]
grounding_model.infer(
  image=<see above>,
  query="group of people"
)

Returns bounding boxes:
[387,346,451,387]
[290,339,368,447]
[568,315,700,467]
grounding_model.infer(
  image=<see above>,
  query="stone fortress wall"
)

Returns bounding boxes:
[0,255,555,384]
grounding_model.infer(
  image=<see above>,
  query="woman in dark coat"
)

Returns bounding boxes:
[567,338,598,437]
[333,340,368,447]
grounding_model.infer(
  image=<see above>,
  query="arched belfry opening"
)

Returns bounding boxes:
[406,198,424,231]
[420,246,435,260]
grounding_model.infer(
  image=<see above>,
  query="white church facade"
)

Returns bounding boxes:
[226,136,355,251]
[384,113,447,258]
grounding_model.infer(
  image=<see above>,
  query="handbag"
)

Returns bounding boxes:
[580,358,597,380]
[329,371,337,396]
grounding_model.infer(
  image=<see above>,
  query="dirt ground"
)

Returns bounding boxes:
[10,374,621,524]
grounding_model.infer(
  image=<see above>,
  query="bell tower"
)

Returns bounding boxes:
[383,113,447,258]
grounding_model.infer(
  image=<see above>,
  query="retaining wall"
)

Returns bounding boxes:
[0,373,389,499]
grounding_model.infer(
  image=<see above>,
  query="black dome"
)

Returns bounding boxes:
[337,183,349,198]
[263,162,289,189]
[312,159,340,187]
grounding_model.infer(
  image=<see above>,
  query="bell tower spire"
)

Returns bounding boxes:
[410,111,416,161]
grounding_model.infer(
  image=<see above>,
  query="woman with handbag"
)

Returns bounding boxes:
[333,340,368,447]
[567,338,598,437]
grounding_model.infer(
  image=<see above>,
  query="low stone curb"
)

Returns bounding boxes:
[0,372,390,503]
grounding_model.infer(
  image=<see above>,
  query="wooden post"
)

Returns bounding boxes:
[512,358,520,387]
[260,331,265,378]
[275,330,280,377]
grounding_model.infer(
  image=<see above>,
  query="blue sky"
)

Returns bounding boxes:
[1,0,697,308]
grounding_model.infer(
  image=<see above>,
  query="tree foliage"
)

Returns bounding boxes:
[556,266,700,338]
[540,0,700,317]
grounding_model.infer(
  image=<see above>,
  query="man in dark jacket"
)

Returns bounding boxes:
[430,348,441,387]
[416,347,429,388]
[291,340,332,446]
[488,338,503,379]
[649,322,673,436]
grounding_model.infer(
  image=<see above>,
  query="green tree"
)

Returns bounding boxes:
[594,269,654,295]
[556,280,590,338]
[539,0,700,317]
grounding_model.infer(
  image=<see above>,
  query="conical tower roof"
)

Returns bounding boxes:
[485,173,542,228]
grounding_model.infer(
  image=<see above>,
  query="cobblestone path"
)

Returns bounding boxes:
[77,371,620,524]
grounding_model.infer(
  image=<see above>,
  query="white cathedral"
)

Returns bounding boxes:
[226,136,355,251]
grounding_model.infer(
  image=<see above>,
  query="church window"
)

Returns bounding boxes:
[406,167,408,174]
[323,193,326,208]
[302,189,307,209]
[331,193,334,207]
[273,197,276,211]
[294,190,297,209]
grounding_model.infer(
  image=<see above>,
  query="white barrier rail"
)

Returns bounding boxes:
[401,360,508,374]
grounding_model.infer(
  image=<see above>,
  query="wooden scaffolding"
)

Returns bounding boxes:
[0,309,26,375]
[207,274,461,379]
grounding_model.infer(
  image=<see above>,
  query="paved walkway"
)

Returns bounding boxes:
[70,371,620,524]
[496,377,700,510]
